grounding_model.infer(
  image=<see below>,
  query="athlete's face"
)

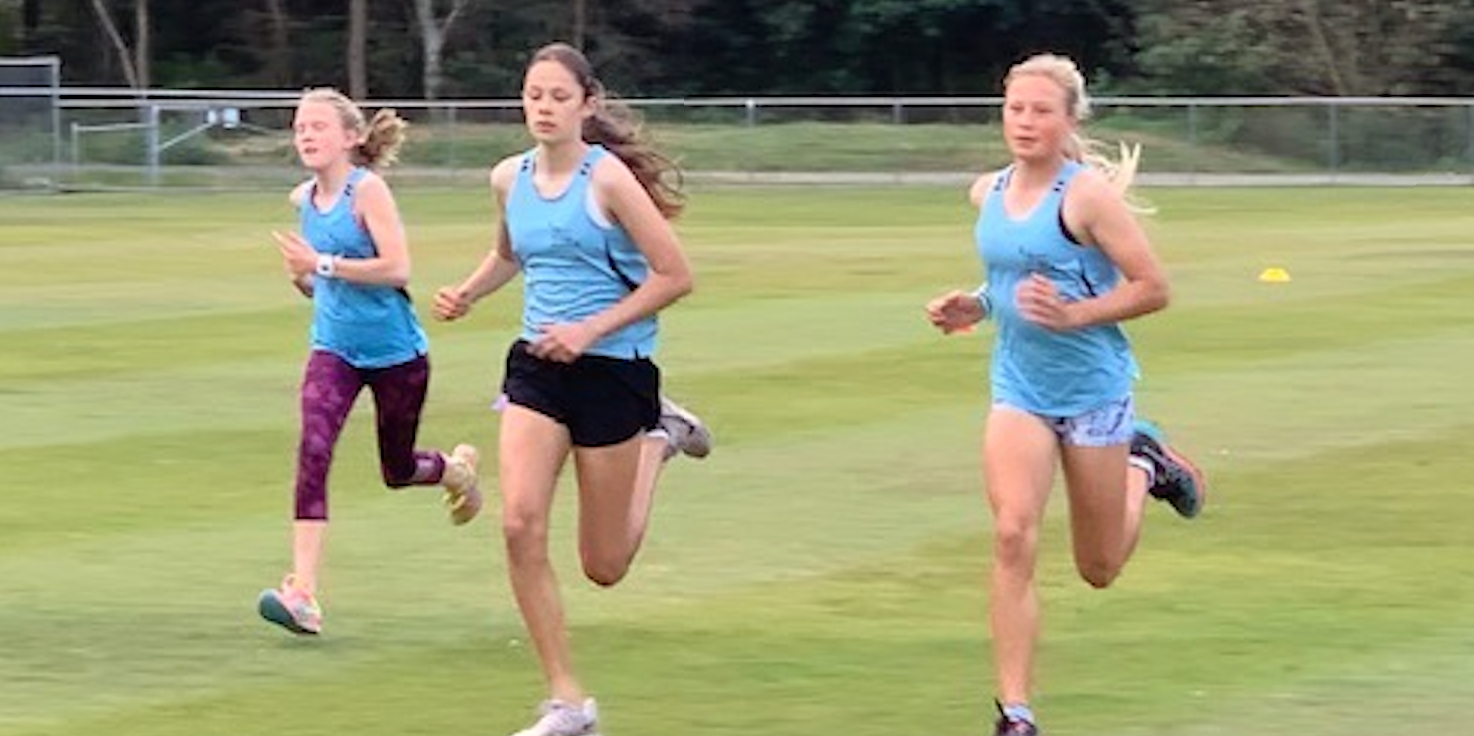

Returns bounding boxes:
[1002,74,1075,163]
[292,101,358,171]
[521,60,594,144]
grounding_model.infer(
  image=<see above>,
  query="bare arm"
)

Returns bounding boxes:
[924,171,999,333]
[460,222,521,299]
[582,156,693,339]
[283,182,315,297]
[967,170,1000,208]
[433,158,523,321]
[339,173,411,287]
[525,155,693,363]
[1023,170,1168,330]
[274,173,413,289]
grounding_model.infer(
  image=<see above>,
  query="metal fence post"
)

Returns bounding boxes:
[1187,102,1198,180]
[1328,101,1340,176]
[1466,103,1473,176]
[48,58,61,183]
[447,103,458,170]
[146,103,160,186]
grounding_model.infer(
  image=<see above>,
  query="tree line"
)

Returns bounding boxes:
[4,0,1474,98]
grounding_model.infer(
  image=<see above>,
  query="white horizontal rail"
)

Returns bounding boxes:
[4,88,1474,109]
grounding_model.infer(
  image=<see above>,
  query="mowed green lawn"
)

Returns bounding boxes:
[1,185,1471,736]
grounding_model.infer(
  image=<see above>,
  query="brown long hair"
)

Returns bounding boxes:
[299,87,408,171]
[529,43,685,219]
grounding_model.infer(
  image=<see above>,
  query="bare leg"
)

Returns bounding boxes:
[630,434,671,546]
[983,408,1059,707]
[1060,443,1151,588]
[570,434,669,587]
[291,520,327,593]
[498,405,583,703]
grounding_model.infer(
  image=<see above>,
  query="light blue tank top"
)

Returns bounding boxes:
[302,167,428,369]
[976,161,1138,416]
[506,145,656,359]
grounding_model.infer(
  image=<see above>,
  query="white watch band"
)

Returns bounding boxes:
[973,282,992,319]
[315,254,337,278]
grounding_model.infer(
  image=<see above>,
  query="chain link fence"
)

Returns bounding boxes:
[4,80,1473,191]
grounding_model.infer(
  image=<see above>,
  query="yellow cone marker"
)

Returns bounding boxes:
[1258,267,1291,283]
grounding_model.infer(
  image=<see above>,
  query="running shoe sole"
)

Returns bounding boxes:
[257,590,320,636]
[446,444,483,525]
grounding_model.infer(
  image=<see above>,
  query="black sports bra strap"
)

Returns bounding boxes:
[1052,162,1078,192]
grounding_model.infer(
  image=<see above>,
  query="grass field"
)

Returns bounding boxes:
[2,184,1472,736]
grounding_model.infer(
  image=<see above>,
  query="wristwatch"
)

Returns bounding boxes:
[315,253,337,278]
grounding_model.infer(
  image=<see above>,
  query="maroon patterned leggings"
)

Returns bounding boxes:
[294,350,446,520]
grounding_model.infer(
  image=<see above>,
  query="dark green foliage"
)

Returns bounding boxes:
[14,1,1474,96]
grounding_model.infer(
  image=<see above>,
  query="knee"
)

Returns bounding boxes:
[501,510,549,563]
[992,520,1038,571]
[299,434,335,467]
[580,553,631,588]
[380,461,416,489]
[1074,556,1123,589]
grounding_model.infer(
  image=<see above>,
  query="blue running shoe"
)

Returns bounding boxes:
[1131,420,1207,518]
[257,574,322,635]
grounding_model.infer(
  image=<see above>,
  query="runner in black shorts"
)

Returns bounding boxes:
[432,42,712,736]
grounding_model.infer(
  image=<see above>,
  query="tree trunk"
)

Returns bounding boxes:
[409,0,471,100]
[21,0,41,51]
[85,0,139,88]
[573,0,586,49]
[134,0,150,89]
[263,0,292,87]
[423,32,444,99]
[1299,0,1352,95]
[348,0,368,99]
